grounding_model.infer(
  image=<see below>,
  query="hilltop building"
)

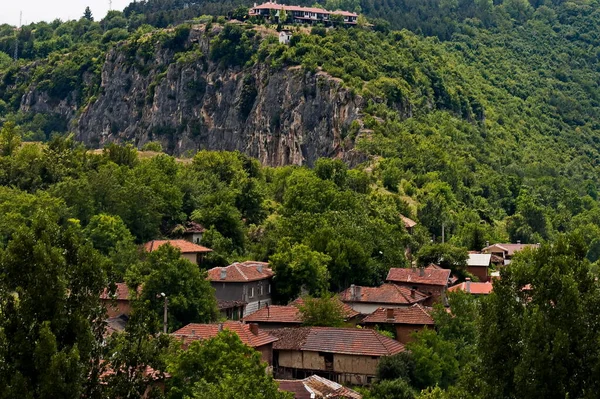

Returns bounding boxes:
[249,2,358,25]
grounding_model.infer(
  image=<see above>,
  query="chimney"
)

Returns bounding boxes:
[191,329,196,336]
[249,323,259,335]
[517,240,521,245]
[220,268,227,280]
[386,308,394,321]
[485,241,489,248]
[419,267,425,277]
[267,304,270,319]
[410,288,416,298]
[355,286,362,301]
[218,323,223,332]
[350,284,355,300]
[465,278,471,294]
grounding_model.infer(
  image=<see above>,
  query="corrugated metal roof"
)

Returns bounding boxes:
[467,253,492,267]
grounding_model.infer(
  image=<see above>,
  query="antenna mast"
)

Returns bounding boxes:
[13,11,22,61]
[109,0,113,10]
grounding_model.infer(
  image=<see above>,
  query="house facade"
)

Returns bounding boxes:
[481,243,540,266]
[100,282,133,318]
[360,305,434,344]
[270,327,405,385]
[467,253,492,282]
[249,2,358,25]
[207,261,274,316]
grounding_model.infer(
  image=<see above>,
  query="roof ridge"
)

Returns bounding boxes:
[234,263,248,281]
[370,328,393,355]
[415,303,433,321]
[393,284,411,303]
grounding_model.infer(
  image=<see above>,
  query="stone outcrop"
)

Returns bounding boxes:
[71,27,365,166]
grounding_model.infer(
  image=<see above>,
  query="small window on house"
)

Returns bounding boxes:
[250,287,254,298]
[259,285,264,296]
[268,284,271,294]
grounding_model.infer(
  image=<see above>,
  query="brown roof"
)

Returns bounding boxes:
[217,300,247,310]
[244,305,302,324]
[482,243,540,257]
[339,284,429,306]
[426,264,458,284]
[144,239,212,254]
[386,267,451,286]
[361,305,434,325]
[207,261,273,283]
[184,221,206,234]
[278,375,362,399]
[250,2,358,16]
[291,297,361,320]
[400,214,417,229]
[271,327,405,356]
[100,283,131,301]
[448,281,493,295]
[172,321,278,348]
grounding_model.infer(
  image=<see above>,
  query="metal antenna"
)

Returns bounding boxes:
[13,11,22,61]
[109,0,113,10]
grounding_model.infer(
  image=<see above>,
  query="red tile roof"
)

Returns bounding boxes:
[172,321,278,348]
[278,375,362,399]
[217,300,247,310]
[482,243,540,257]
[207,261,274,282]
[244,305,302,324]
[184,221,206,233]
[426,264,458,284]
[271,327,405,356]
[250,2,358,17]
[100,283,132,301]
[291,297,361,320]
[361,305,434,325]
[448,281,493,295]
[386,267,451,286]
[400,214,417,229]
[339,284,429,305]
[144,239,212,253]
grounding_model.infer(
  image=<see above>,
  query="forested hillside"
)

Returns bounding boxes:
[2,0,600,397]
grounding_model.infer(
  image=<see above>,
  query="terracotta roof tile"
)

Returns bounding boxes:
[361,305,434,325]
[144,239,212,253]
[400,214,417,229]
[271,327,405,356]
[250,2,358,16]
[100,283,132,301]
[339,284,429,305]
[207,261,274,282]
[482,243,540,256]
[448,281,493,295]
[291,297,361,320]
[184,221,206,233]
[244,305,302,324]
[386,267,451,286]
[278,375,362,399]
[172,321,278,348]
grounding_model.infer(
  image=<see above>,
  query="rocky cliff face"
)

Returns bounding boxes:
[71,27,365,166]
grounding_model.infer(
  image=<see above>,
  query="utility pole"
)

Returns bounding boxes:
[158,292,168,333]
[441,222,445,244]
[13,11,22,61]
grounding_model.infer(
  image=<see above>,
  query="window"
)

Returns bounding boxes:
[268,284,271,294]
[259,284,264,296]
[250,287,254,298]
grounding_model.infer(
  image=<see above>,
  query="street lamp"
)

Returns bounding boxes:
[157,292,168,334]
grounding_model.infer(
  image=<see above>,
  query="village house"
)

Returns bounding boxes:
[400,214,417,235]
[279,30,292,45]
[360,305,434,344]
[207,261,274,316]
[249,2,359,25]
[243,297,360,329]
[172,321,279,365]
[277,375,362,398]
[144,239,212,266]
[339,283,429,314]
[467,253,492,282]
[100,282,134,318]
[448,278,493,296]
[217,300,247,320]
[481,242,540,265]
[386,266,452,305]
[181,221,206,244]
[270,327,405,385]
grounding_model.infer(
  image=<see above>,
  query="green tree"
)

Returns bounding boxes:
[132,244,218,332]
[166,331,292,399]
[270,242,331,303]
[0,122,21,157]
[83,6,94,21]
[478,234,600,398]
[297,293,345,326]
[416,243,468,277]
